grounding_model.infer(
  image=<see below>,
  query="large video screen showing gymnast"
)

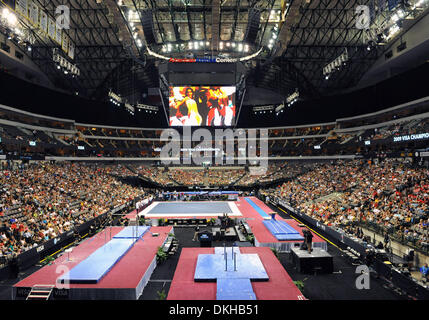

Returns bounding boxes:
[169,86,237,127]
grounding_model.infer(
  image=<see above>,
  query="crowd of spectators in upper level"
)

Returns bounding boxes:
[1,108,429,160]
[269,125,335,138]
[369,118,429,141]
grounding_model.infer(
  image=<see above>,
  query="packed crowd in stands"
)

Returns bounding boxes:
[0,162,151,264]
[134,165,172,185]
[131,163,305,187]
[264,159,429,249]
[205,169,245,186]
[168,169,206,186]
[111,161,429,252]
[236,162,314,186]
[1,156,427,267]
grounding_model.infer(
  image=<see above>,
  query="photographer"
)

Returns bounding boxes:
[192,224,200,242]
[384,232,390,250]
[420,263,429,282]
[303,228,313,254]
[364,249,375,267]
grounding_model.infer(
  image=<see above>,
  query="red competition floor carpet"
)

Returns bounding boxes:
[14,226,172,295]
[125,209,138,220]
[236,197,325,245]
[167,246,305,300]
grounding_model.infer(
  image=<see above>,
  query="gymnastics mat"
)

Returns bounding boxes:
[263,220,304,241]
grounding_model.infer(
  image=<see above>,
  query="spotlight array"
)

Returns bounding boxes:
[125,9,145,51]
[136,104,159,114]
[0,8,28,46]
[252,104,285,117]
[1,8,17,27]
[108,91,159,117]
[160,41,251,53]
[125,103,135,116]
[53,49,80,77]
[286,90,299,107]
[365,0,429,49]
[275,104,285,116]
[220,41,249,53]
[109,91,122,106]
[323,49,348,80]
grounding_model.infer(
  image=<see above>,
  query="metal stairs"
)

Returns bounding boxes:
[26,284,55,300]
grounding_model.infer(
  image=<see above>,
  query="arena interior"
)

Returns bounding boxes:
[0,0,429,311]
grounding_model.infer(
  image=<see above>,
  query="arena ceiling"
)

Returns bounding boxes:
[2,0,427,102]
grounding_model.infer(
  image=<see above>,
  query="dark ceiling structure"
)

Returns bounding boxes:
[1,0,428,105]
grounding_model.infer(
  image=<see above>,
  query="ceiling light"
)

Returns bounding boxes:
[5,11,17,26]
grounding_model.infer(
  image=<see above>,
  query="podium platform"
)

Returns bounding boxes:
[291,247,333,274]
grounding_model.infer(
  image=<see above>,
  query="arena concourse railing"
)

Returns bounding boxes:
[1,95,429,160]
[0,104,75,131]
[356,221,429,256]
[336,96,429,129]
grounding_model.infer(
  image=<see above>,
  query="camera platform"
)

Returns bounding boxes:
[291,247,334,274]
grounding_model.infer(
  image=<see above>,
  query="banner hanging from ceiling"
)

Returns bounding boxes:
[28,0,38,26]
[0,0,76,60]
[14,0,27,18]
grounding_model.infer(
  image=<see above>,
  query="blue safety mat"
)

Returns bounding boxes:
[216,278,257,300]
[194,248,269,282]
[113,226,150,239]
[263,220,304,241]
[148,202,233,214]
[58,238,136,284]
[244,198,270,218]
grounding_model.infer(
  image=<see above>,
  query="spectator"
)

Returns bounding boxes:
[420,263,429,281]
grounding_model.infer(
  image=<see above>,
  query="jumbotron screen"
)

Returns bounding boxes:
[169,86,237,127]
